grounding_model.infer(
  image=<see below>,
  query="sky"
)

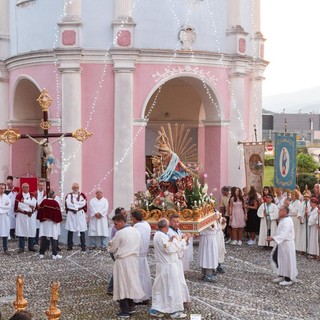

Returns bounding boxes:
[261,0,320,97]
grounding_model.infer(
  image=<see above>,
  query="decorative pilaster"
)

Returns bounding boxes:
[55,47,83,195]
[228,66,248,187]
[112,0,136,48]
[111,50,138,210]
[226,0,248,55]
[58,0,82,48]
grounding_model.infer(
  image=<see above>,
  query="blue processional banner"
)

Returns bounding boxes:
[274,133,297,190]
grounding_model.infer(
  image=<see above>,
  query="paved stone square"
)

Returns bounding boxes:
[0,240,319,320]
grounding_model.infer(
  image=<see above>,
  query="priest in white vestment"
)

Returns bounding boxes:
[65,183,87,251]
[0,183,11,255]
[257,194,278,247]
[14,183,37,253]
[307,197,319,257]
[297,191,311,252]
[267,205,298,286]
[168,213,191,309]
[108,214,144,317]
[150,218,187,319]
[131,210,152,304]
[88,188,109,249]
[198,223,219,282]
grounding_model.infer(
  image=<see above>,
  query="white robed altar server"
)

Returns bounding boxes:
[297,191,311,252]
[167,213,191,308]
[198,223,219,282]
[0,188,11,236]
[257,194,279,247]
[307,197,319,257]
[88,189,109,249]
[150,218,187,319]
[287,191,302,248]
[5,178,18,236]
[132,210,152,303]
[65,183,87,251]
[268,206,298,285]
[14,184,37,238]
[108,214,144,316]
[215,212,227,268]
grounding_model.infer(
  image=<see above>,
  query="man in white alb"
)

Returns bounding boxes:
[0,183,11,255]
[88,188,109,250]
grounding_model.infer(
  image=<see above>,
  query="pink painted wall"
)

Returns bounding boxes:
[81,64,115,206]
[133,126,146,193]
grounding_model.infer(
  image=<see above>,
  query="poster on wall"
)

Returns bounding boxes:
[274,133,297,190]
[243,142,265,193]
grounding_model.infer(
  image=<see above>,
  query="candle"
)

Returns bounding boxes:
[162,202,165,210]
[146,200,149,210]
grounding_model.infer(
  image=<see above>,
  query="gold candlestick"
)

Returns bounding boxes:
[13,275,28,311]
[46,281,61,320]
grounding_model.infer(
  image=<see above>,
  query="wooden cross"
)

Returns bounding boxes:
[0,89,92,192]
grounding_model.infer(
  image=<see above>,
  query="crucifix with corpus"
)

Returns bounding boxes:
[0,89,93,191]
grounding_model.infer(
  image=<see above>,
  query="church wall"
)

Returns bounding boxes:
[80,63,115,204]
[81,0,114,50]
[9,0,64,55]
[133,0,228,52]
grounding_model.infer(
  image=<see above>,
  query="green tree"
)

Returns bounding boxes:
[296,153,319,174]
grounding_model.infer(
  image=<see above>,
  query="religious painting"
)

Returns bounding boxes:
[243,142,265,193]
[274,133,297,190]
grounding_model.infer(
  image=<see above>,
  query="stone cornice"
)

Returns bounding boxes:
[202,120,230,127]
[0,61,9,80]
[3,48,268,72]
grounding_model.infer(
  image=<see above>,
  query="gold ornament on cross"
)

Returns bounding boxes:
[37,89,52,112]
[72,128,93,142]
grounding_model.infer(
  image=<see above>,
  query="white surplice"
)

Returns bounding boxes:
[6,190,17,229]
[65,193,87,233]
[35,190,45,229]
[151,231,185,314]
[272,216,298,281]
[297,200,311,252]
[198,225,218,269]
[108,226,144,301]
[168,226,193,271]
[307,207,319,256]
[88,197,109,237]
[257,202,278,247]
[288,199,302,248]
[167,226,190,303]
[134,221,152,302]
[0,193,11,237]
[215,215,227,263]
[15,193,37,237]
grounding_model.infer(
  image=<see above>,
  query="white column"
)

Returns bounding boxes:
[114,0,132,19]
[0,0,10,181]
[59,63,82,197]
[63,0,81,21]
[228,70,247,188]
[112,51,137,210]
[228,0,242,28]
[253,0,260,33]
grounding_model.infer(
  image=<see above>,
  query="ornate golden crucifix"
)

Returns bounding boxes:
[0,89,92,189]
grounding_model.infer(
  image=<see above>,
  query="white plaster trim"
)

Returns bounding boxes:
[202,120,230,127]
[147,120,200,129]
[152,65,218,86]
[133,118,148,127]
[16,0,36,7]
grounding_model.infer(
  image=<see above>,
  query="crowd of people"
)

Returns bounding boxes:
[220,183,320,260]
[1,175,320,318]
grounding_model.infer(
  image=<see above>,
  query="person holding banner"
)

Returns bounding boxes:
[257,194,278,248]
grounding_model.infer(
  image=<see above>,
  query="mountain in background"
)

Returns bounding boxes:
[262,86,320,114]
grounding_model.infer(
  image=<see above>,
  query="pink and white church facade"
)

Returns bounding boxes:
[0,0,267,209]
